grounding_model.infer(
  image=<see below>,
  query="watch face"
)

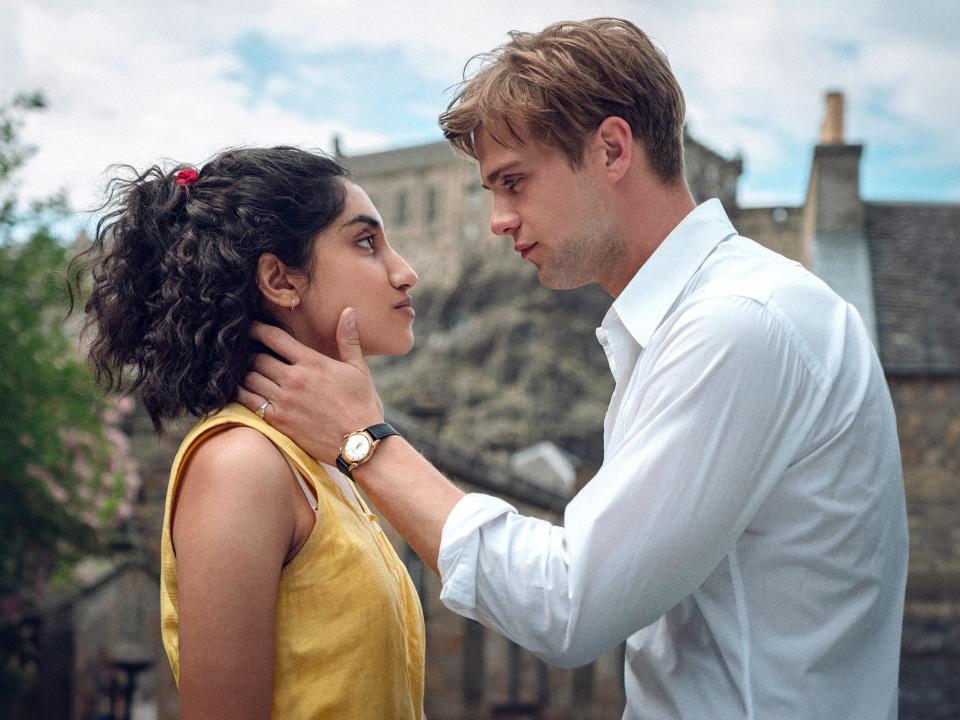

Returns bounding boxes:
[343,433,373,463]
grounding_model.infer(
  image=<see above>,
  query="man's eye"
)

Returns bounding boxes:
[504,177,521,191]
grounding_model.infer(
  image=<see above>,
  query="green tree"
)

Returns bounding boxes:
[0,93,138,706]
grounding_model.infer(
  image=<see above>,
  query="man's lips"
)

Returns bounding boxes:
[515,242,537,259]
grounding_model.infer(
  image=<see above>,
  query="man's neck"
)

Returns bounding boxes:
[600,180,697,298]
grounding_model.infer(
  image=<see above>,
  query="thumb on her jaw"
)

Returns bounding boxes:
[336,307,364,366]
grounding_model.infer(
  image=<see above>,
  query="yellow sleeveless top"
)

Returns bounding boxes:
[160,403,425,719]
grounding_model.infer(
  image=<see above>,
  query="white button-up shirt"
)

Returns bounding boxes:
[438,199,908,719]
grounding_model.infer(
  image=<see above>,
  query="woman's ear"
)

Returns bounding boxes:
[256,253,305,311]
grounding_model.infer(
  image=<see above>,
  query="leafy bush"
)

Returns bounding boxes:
[0,92,139,708]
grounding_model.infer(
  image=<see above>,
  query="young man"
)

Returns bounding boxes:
[240,18,908,718]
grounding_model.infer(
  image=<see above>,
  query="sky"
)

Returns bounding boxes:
[2,0,959,223]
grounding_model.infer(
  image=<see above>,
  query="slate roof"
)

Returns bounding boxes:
[865,202,960,374]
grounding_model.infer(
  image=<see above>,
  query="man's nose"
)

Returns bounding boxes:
[490,206,520,237]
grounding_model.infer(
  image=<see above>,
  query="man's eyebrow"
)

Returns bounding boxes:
[481,162,520,190]
[340,214,381,230]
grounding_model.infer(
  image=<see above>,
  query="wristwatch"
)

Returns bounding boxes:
[336,422,399,479]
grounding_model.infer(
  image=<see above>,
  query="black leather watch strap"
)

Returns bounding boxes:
[366,422,399,442]
[336,422,399,478]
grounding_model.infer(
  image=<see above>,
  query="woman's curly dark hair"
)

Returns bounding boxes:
[71,146,349,431]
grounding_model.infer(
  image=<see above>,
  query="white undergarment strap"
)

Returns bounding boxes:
[284,456,318,514]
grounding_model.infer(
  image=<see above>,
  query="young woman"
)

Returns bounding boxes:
[75,147,425,719]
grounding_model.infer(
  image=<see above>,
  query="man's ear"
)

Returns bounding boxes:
[595,116,634,182]
[256,253,306,311]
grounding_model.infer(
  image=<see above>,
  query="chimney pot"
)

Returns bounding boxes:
[820,91,845,144]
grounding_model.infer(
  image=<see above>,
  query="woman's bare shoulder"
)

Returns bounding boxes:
[183,425,291,491]
[173,425,297,556]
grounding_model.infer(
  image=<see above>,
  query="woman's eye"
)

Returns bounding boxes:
[357,235,375,250]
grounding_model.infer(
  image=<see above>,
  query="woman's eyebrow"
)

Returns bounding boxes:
[340,214,381,230]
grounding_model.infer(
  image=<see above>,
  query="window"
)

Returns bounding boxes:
[395,190,408,226]
[425,186,438,224]
[466,182,482,209]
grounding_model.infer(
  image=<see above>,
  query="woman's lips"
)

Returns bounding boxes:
[394,299,415,317]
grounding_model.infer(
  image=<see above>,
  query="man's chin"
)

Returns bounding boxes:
[537,265,590,291]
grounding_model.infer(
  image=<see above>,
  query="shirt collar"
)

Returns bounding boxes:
[606,198,737,349]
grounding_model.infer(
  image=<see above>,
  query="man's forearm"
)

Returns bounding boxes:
[352,437,464,573]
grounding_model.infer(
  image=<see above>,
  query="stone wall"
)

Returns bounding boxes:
[70,563,177,720]
[732,206,807,267]
[890,376,960,601]
[889,376,960,718]
[684,136,741,209]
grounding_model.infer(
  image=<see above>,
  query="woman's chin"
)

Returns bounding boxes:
[362,332,415,358]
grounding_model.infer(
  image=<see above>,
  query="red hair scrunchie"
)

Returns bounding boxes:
[174,168,199,187]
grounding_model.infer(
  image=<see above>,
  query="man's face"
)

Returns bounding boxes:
[476,127,624,291]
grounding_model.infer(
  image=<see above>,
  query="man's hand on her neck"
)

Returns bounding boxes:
[238,308,383,464]
[238,308,464,572]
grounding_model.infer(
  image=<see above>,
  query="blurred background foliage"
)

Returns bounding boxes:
[0,92,139,709]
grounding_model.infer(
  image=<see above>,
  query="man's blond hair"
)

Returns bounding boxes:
[439,18,687,184]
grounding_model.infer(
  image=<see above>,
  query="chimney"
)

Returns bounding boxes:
[802,90,877,346]
[820,91,844,144]
[807,91,862,233]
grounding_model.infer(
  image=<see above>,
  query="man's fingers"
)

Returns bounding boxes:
[336,307,366,369]
[250,321,314,364]
[242,369,282,402]
[236,385,265,413]
[251,352,292,384]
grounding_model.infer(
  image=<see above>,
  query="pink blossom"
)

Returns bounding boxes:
[115,499,134,521]
[105,427,129,452]
[26,463,53,483]
[72,456,93,483]
[44,477,69,504]
[125,463,142,493]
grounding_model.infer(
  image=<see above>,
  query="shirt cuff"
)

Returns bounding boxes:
[438,493,517,616]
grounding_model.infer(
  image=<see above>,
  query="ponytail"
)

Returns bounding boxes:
[71,147,348,431]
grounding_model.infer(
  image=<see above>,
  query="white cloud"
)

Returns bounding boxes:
[5,1,388,216]
[3,0,958,213]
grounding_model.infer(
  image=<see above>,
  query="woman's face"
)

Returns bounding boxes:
[295,181,418,358]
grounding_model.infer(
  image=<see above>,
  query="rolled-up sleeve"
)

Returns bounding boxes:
[437,295,819,668]
[439,493,518,615]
